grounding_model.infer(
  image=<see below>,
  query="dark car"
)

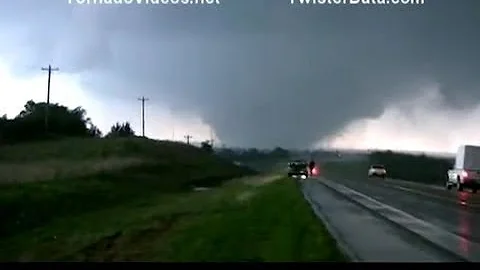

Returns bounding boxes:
[288,160,308,178]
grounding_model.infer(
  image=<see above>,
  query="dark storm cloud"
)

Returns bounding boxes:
[1,0,479,148]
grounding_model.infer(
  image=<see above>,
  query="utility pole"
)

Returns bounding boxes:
[184,135,192,145]
[209,128,214,148]
[137,96,149,137]
[41,65,59,133]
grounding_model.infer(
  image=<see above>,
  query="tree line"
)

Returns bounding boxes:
[216,146,290,161]
[369,150,454,185]
[0,100,136,145]
[0,100,289,159]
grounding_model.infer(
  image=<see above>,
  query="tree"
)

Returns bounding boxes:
[270,147,289,158]
[0,100,95,144]
[217,147,235,159]
[16,101,91,136]
[200,140,213,153]
[106,122,135,138]
[88,125,103,138]
[18,100,38,118]
[0,115,7,143]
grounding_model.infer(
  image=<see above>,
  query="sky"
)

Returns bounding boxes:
[0,0,479,153]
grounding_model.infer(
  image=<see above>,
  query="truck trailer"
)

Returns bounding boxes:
[446,145,480,193]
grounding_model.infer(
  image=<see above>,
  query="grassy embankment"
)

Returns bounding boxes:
[0,138,345,261]
[323,151,453,185]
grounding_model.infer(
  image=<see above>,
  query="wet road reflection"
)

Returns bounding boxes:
[459,208,471,255]
[387,181,480,207]
[459,191,470,205]
[458,191,473,255]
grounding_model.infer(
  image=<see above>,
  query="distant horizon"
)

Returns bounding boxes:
[182,142,456,158]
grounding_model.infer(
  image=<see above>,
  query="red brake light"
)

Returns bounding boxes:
[461,170,469,178]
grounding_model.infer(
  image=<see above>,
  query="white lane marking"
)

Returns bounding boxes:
[385,179,444,191]
[430,185,446,191]
[391,184,480,208]
[391,184,446,198]
[318,178,480,262]
[390,185,458,203]
[393,186,417,193]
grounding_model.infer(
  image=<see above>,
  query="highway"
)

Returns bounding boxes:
[331,175,480,243]
[302,179,463,261]
[301,162,480,261]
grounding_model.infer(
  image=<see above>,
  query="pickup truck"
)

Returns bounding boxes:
[446,145,480,193]
[288,160,308,179]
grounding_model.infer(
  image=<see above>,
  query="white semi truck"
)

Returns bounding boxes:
[446,145,480,193]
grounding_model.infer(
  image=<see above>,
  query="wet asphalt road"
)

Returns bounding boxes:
[302,179,462,261]
[323,173,480,245]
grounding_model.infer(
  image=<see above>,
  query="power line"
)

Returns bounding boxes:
[184,135,192,145]
[137,96,149,137]
[41,65,59,133]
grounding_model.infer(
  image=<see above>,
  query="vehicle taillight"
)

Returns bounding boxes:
[312,167,319,175]
[461,170,469,178]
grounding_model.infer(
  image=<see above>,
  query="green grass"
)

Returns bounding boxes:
[0,137,224,162]
[0,138,344,261]
[0,163,250,238]
[0,137,253,184]
[0,177,345,262]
